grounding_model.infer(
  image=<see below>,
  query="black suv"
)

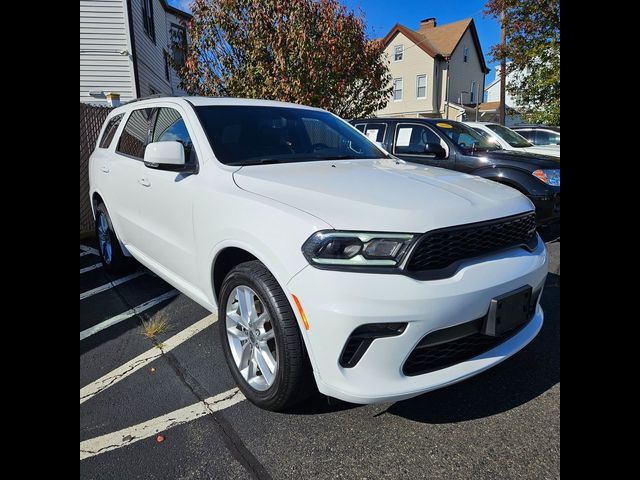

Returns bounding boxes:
[351,118,560,228]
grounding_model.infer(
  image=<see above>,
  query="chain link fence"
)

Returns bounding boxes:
[80,103,112,235]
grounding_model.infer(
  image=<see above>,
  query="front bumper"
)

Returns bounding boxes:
[530,191,560,226]
[286,236,548,404]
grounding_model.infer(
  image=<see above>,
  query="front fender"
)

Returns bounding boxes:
[472,166,553,197]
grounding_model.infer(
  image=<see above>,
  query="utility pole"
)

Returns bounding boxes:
[499,9,506,125]
[444,58,450,120]
[475,81,480,121]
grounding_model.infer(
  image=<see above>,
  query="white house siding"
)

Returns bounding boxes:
[486,65,517,106]
[446,29,485,107]
[130,0,187,98]
[376,31,437,117]
[80,0,136,104]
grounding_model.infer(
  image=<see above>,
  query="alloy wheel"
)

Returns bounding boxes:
[225,285,278,391]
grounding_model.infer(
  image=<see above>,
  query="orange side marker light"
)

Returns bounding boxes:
[291,294,309,330]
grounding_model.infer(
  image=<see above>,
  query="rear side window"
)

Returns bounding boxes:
[363,123,387,143]
[116,108,154,159]
[515,129,535,141]
[152,107,196,163]
[99,114,124,149]
[536,130,560,145]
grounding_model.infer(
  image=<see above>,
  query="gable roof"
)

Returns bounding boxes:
[381,18,490,74]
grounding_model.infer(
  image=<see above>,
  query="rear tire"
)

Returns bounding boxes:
[94,203,132,274]
[218,260,314,411]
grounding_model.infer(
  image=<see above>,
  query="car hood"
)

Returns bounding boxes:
[480,149,560,170]
[232,158,534,232]
[521,145,560,157]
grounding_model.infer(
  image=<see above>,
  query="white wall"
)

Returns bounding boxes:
[446,29,485,107]
[486,65,517,107]
[80,0,136,104]
[131,0,188,98]
[376,31,437,117]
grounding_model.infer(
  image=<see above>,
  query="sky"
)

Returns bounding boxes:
[167,0,501,82]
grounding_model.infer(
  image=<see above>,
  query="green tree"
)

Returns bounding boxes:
[485,0,560,125]
[170,0,392,119]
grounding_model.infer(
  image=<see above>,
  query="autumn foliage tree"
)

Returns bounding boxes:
[171,0,392,118]
[485,0,560,125]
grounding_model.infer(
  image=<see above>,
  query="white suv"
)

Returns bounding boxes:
[89,97,548,411]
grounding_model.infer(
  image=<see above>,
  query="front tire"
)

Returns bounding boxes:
[218,260,313,411]
[94,203,131,274]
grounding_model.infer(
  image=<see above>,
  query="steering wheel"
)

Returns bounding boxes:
[459,142,468,148]
[312,143,330,151]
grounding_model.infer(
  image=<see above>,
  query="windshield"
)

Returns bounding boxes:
[486,124,532,148]
[471,127,503,148]
[433,121,500,154]
[194,105,387,165]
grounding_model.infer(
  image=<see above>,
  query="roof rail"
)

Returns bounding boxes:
[124,94,179,104]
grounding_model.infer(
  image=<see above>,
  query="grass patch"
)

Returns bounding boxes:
[141,314,172,339]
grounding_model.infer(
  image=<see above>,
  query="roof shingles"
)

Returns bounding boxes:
[381,18,489,73]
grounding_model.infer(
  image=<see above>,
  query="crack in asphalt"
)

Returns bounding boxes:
[81,354,163,401]
[161,350,272,480]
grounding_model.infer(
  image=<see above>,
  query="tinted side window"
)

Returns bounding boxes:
[99,114,124,149]
[116,108,154,159]
[536,130,560,145]
[515,129,535,141]
[152,108,195,162]
[363,123,387,143]
[394,124,441,155]
[354,124,365,133]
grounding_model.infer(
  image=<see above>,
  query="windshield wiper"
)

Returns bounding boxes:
[228,158,286,166]
[317,155,359,160]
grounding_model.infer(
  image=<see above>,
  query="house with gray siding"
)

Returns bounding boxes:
[375,17,490,120]
[80,0,191,105]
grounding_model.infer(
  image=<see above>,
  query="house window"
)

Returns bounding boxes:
[394,45,404,62]
[416,75,427,99]
[142,0,155,42]
[393,78,403,101]
[463,46,469,63]
[170,23,187,67]
[470,81,477,103]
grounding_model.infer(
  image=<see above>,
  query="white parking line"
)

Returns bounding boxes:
[80,290,179,341]
[80,263,103,274]
[80,251,92,257]
[80,314,217,404]
[80,388,245,460]
[80,245,99,256]
[80,271,146,300]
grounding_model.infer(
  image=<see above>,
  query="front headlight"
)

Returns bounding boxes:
[302,231,416,268]
[532,169,560,186]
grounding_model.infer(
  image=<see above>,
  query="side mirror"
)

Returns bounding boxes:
[424,142,446,159]
[144,141,194,172]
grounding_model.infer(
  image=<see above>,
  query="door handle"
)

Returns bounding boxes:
[138,178,151,187]
[100,166,110,173]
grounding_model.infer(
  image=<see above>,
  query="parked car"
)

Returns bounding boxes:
[512,125,560,146]
[465,121,559,157]
[351,118,560,228]
[90,97,548,411]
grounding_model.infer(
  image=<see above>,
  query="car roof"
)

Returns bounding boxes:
[512,125,560,131]
[110,96,324,114]
[352,117,461,124]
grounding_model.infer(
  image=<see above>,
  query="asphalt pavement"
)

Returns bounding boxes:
[80,239,560,480]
